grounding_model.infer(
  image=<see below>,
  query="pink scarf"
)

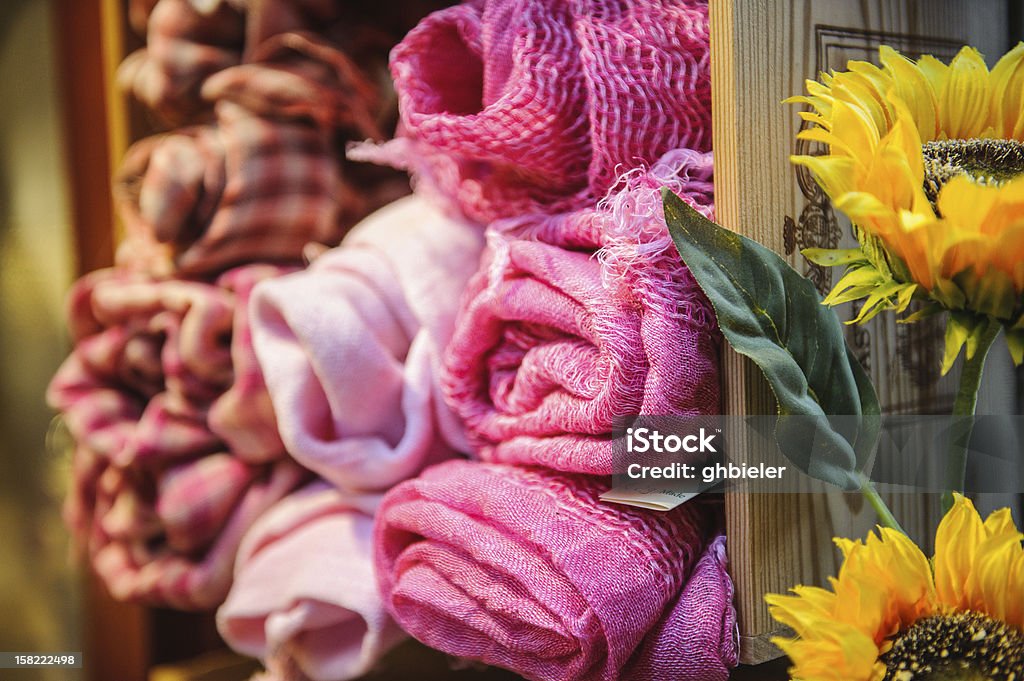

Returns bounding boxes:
[48,265,303,608]
[218,482,404,680]
[443,152,720,474]
[357,0,711,224]
[374,459,730,681]
[249,196,483,493]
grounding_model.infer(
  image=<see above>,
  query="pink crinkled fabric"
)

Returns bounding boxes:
[249,196,484,493]
[359,0,711,224]
[114,100,345,278]
[48,265,306,609]
[218,481,404,681]
[625,535,738,680]
[374,460,727,681]
[120,0,246,124]
[442,151,720,475]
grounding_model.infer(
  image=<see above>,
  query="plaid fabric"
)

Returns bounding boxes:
[202,30,382,135]
[115,101,344,278]
[120,0,245,124]
[49,264,302,609]
[69,447,306,610]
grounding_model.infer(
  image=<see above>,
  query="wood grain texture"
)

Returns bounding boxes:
[709,0,1008,664]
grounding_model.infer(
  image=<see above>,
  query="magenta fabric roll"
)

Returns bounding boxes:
[48,265,303,609]
[442,152,720,475]
[114,100,344,278]
[625,535,738,680]
[218,482,404,681]
[249,196,484,493]
[374,460,725,681]
[363,0,711,224]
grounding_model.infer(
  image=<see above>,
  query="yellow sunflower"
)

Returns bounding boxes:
[766,494,1023,681]
[790,44,1024,373]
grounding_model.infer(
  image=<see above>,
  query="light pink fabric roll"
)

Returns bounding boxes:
[250,196,484,493]
[218,482,404,681]
[358,0,711,224]
[442,152,720,475]
[48,265,303,609]
[374,460,725,681]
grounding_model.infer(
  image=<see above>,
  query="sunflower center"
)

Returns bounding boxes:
[882,610,1024,681]
[922,138,1024,208]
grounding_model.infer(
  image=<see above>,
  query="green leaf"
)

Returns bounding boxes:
[822,265,888,306]
[899,302,943,324]
[849,281,906,324]
[663,189,880,491]
[942,313,969,374]
[1005,328,1024,366]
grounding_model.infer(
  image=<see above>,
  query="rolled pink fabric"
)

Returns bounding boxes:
[48,265,303,609]
[442,152,720,475]
[625,535,738,681]
[361,0,711,224]
[250,196,484,493]
[120,0,245,123]
[114,101,344,278]
[218,481,404,681]
[374,460,725,681]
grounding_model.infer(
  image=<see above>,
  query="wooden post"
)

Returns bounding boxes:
[709,0,1010,664]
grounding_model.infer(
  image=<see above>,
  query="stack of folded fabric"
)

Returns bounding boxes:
[49,0,402,613]
[359,1,739,680]
[215,193,484,679]
[52,1,739,679]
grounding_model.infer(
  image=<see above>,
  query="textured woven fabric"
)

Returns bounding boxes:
[374,460,724,681]
[218,481,404,681]
[121,0,245,123]
[442,152,720,474]
[115,101,344,278]
[625,535,737,681]
[48,265,302,608]
[360,0,711,224]
[250,197,483,493]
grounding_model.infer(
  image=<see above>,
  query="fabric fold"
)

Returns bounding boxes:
[625,535,738,680]
[120,0,246,123]
[48,264,301,609]
[114,101,345,278]
[363,0,711,223]
[442,152,720,475]
[374,460,724,681]
[218,481,403,681]
[249,196,484,493]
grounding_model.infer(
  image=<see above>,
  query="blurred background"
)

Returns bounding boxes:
[0,1,81,680]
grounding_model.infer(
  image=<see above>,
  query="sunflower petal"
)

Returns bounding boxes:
[880,46,939,139]
[967,527,1024,625]
[934,493,986,607]
[989,41,1024,139]
[939,47,993,138]
[830,98,882,162]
